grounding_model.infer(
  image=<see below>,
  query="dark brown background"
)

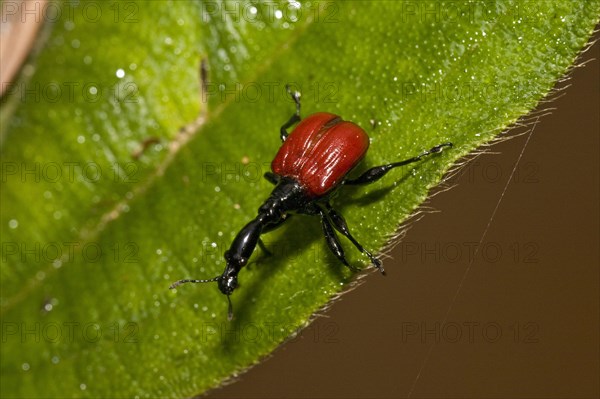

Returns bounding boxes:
[207,32,600,399]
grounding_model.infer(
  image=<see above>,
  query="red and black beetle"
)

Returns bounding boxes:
[171,86,452,319]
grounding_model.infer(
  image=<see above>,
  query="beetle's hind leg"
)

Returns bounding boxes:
[344,142,453,185]
[280,85,302,142]
[323,203,385,274]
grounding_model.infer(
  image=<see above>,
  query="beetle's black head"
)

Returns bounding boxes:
[217,267,237,320]
[169,265,239,320]
[217,270,238,296]
[220,249,246,295]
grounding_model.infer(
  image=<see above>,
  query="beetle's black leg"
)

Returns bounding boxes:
[280,85,301,142]
[323,203,385,274]
[344,142,453,185]
[318,209,360,272]
[298,205,353,269]
[264,172,280,185]
[257,238,272,256]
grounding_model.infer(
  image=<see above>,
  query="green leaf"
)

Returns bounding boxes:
[1,1,598,397]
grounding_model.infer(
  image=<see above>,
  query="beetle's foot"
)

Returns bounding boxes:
[372,257,386,275]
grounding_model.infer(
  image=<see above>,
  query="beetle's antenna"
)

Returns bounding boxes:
[227,295,234,321]
[169,276,220,289]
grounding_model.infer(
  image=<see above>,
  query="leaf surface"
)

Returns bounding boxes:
[1,1,598,397]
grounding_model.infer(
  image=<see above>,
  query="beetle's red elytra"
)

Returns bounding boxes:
[272,112,370,197]
[171,85,452,320]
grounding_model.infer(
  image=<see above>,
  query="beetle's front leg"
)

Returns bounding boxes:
[323,203,384,274]
[257,239,272,256]
[318,209,359,272]
[280,85,301,142]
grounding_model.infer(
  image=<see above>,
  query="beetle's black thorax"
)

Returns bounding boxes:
[258,176,312,222]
